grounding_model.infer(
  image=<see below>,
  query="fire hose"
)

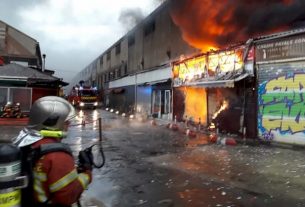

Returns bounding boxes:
[76,117,106,207]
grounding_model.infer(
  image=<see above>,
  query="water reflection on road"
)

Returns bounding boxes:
[60,109,305,207]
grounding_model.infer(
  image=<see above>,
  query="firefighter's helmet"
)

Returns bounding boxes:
[13,96,75,147]
[28,96,76,131]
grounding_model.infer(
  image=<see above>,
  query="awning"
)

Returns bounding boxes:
[149,79,170,85]
[104,89,112,95]
[182,73,249,88]
[138,79,170,87]
[112,88,125,94]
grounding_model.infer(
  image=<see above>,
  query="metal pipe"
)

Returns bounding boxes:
[98,117,102,142]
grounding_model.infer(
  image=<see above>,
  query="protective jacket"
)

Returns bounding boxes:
[31,137,92,206]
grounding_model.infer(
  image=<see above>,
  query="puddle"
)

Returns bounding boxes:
[82,172,118,207]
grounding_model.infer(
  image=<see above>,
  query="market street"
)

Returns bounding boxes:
[1,109,305,207]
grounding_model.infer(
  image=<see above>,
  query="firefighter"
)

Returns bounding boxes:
[13,96,92,207]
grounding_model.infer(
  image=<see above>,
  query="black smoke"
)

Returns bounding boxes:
[169,0,305,47]
[119,8,144,31]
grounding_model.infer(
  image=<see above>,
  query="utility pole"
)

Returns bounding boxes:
[42,54,46,72]
[135,73,137,114]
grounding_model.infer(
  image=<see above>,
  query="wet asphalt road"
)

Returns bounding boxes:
[2,109,305,207]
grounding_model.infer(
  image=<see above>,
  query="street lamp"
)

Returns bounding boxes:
[42,54,46,72]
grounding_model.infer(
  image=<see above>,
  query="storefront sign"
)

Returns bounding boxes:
[173,48,244,87]
[173,55,206,87]
[256,34,305,63]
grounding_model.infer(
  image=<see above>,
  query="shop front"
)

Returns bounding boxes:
[108,65,172,118]
[173,45,256,137]
[256,32,305,145]
[109,86,134,113]
[108,76,135,114]
[151,79,172,119]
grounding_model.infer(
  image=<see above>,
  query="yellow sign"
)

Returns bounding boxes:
[81,97,96,100]
[208,49,243,73]
[0,190,21,207]
[173,55,206,82]
[173,47,244,87]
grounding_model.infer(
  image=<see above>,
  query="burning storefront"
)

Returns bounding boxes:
[168,0,305,139]
[172,45,257,137]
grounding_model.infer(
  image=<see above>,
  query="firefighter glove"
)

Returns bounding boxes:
[78,148,93,172]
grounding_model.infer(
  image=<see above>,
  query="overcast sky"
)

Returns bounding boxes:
[0,0,160,82]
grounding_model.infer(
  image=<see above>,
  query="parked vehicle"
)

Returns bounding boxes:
[68,85,100,109]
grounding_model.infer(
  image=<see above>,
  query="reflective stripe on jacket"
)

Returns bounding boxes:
[32,138,92,206]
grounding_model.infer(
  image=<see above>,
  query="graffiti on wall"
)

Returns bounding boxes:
[258,73,305,139]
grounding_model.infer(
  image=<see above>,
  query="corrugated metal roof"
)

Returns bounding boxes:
[0,63,58,81]
[254,27,305,43]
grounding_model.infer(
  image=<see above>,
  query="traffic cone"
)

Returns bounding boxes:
[209,133,218,143]
[171,123,179,131]
[225,137,237,146]
[221,137,237,146]
[151,119,157,126]
[185,129,197,138]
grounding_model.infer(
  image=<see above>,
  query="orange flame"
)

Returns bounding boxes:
[169,0,300,52]
[181,87,207,125]
[212,100,228,120]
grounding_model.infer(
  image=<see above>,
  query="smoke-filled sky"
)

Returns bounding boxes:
[0,0,160,82]
[2,0,305,83]
[169,0,305,51]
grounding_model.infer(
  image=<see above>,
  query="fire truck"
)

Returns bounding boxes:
[68,85,99,109]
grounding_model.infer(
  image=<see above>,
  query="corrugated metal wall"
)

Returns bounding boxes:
[257,61,305,145]
[109,85,135,113]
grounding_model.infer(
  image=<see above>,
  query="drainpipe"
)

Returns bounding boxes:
[171,66,174,121]
[240,39,254,140]
[135,72,137,114]
[42,54,46,72]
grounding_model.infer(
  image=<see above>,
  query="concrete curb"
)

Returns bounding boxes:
[0,117,29,126]
[147,117,305,149]
[151,118,237,145]
[114,112,305,149]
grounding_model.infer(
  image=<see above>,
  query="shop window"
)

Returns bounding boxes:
[124,64,128,75]
[115,43,121,55]
[109,72,114,80]
[164,90,171,114]
[116,69,121,78]
[152,90,161,118]
[0,87,8,108]
[128,34,135,46]
[104,74,108,82]
[0,87,32,111]
[144,19,155,36]
[107,51,111,60]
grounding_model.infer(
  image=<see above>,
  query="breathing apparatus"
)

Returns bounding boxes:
[9,96,106,207]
